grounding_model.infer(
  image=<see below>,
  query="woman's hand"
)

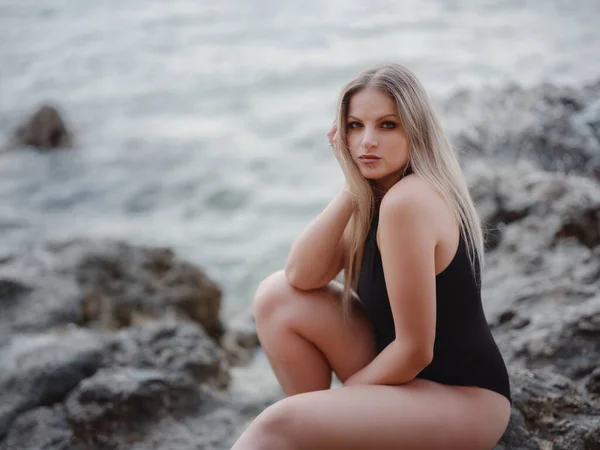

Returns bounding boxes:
[327,121,342,163]
[327,121,351,190]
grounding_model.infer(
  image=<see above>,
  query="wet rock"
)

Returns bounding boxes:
[0,328,105,439]
[0,406,84,450]
[0,271,84,336]
[586,367,600,395]
[73,239,225,338]
[64,367,202,448]
[494,408,541,450]
[0,239,224,339]
[0,236,273,449]
[106,319,230,388]
[12,104,72,149]
[0,237,266,449]
[0,318,251,449]
[497,368,600,450]
[220,309,259,366]
[467,159,600,249]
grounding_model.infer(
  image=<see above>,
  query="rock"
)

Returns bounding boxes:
[0,273,85,336]
[497,368,600,450]
[0,328,105,439]
[64,367,202,448]
[73,239,224,338]
[220,309,259,366]
[444,79,600,179]
[0,318,260,449]
[12,104,72,149]
[0,238,267,449]
[467,159,600,250]
[58,362,276,450]
[493,408,541,450]
[106,319,230,388]
[0,239,224,339]
[586,367,600,394]
[0,406,84,450]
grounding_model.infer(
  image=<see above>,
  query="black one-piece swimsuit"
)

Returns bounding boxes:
[356,206,512,404]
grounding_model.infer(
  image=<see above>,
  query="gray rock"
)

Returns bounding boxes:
[586,367,600,395]
[467,159,600,250]
[0,239,224,339]
[0,273,85,336]
[220,309,259,367]
[0,318,253,449]
[498,368,600,449]
[64,367,202,448]
[0,406,84,450]
[11,104,73,149]
[493,409,541,450]
[106,319,230,388]
[0,328,104,439]
[0,236,276,449]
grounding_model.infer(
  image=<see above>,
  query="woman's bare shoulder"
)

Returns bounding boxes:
[377,174,458,255]
[380,174,443,217]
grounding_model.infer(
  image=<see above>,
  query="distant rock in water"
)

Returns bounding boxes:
[443,77,600,180]
[12,104,73,149]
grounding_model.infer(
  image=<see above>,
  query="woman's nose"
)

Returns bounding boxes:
[361,131,378,150]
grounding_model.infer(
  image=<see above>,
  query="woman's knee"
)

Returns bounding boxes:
[244,399,300,450]
[253,270,290,324]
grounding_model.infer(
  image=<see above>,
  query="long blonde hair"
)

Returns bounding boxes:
[335,63,485,315]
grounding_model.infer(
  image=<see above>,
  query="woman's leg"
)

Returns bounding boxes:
[232,379,511,450]
[252,270,377,396]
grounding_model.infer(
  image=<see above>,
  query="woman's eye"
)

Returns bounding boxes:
[347,122,361,129]
[382,121,396,129]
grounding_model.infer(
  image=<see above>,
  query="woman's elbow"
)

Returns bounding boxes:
[283,266,309,290]
[420,348,434,369]
[415,345,434,371]
[283,266,324,291]
[393,340,434,372]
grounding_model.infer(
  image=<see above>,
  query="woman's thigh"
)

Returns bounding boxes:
[254,379,511,450]
[253,270,377,383]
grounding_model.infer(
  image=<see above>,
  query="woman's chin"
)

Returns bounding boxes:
[359,168,383,179]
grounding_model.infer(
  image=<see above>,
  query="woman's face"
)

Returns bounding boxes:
[346,87,410,192]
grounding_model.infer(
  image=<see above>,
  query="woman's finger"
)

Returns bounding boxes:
[328,124,338,144]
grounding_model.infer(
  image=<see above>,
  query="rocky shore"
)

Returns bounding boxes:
[1,78,599,449]
[0,239,275,450]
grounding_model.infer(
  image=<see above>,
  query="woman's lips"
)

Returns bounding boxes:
[358,155,381,163]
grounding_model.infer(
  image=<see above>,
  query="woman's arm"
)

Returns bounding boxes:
[344,177,438,386]
[284,186,353,290]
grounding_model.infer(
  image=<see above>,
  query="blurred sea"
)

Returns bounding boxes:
[1,0,600,320]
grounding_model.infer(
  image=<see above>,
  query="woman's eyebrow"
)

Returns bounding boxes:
[347,114,399,121]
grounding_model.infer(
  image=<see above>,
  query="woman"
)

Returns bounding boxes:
[231,63,511,450]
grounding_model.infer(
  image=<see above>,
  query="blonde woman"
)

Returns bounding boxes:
[231,63,511,450]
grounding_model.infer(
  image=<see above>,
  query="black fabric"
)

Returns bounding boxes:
[356,205,512,404]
